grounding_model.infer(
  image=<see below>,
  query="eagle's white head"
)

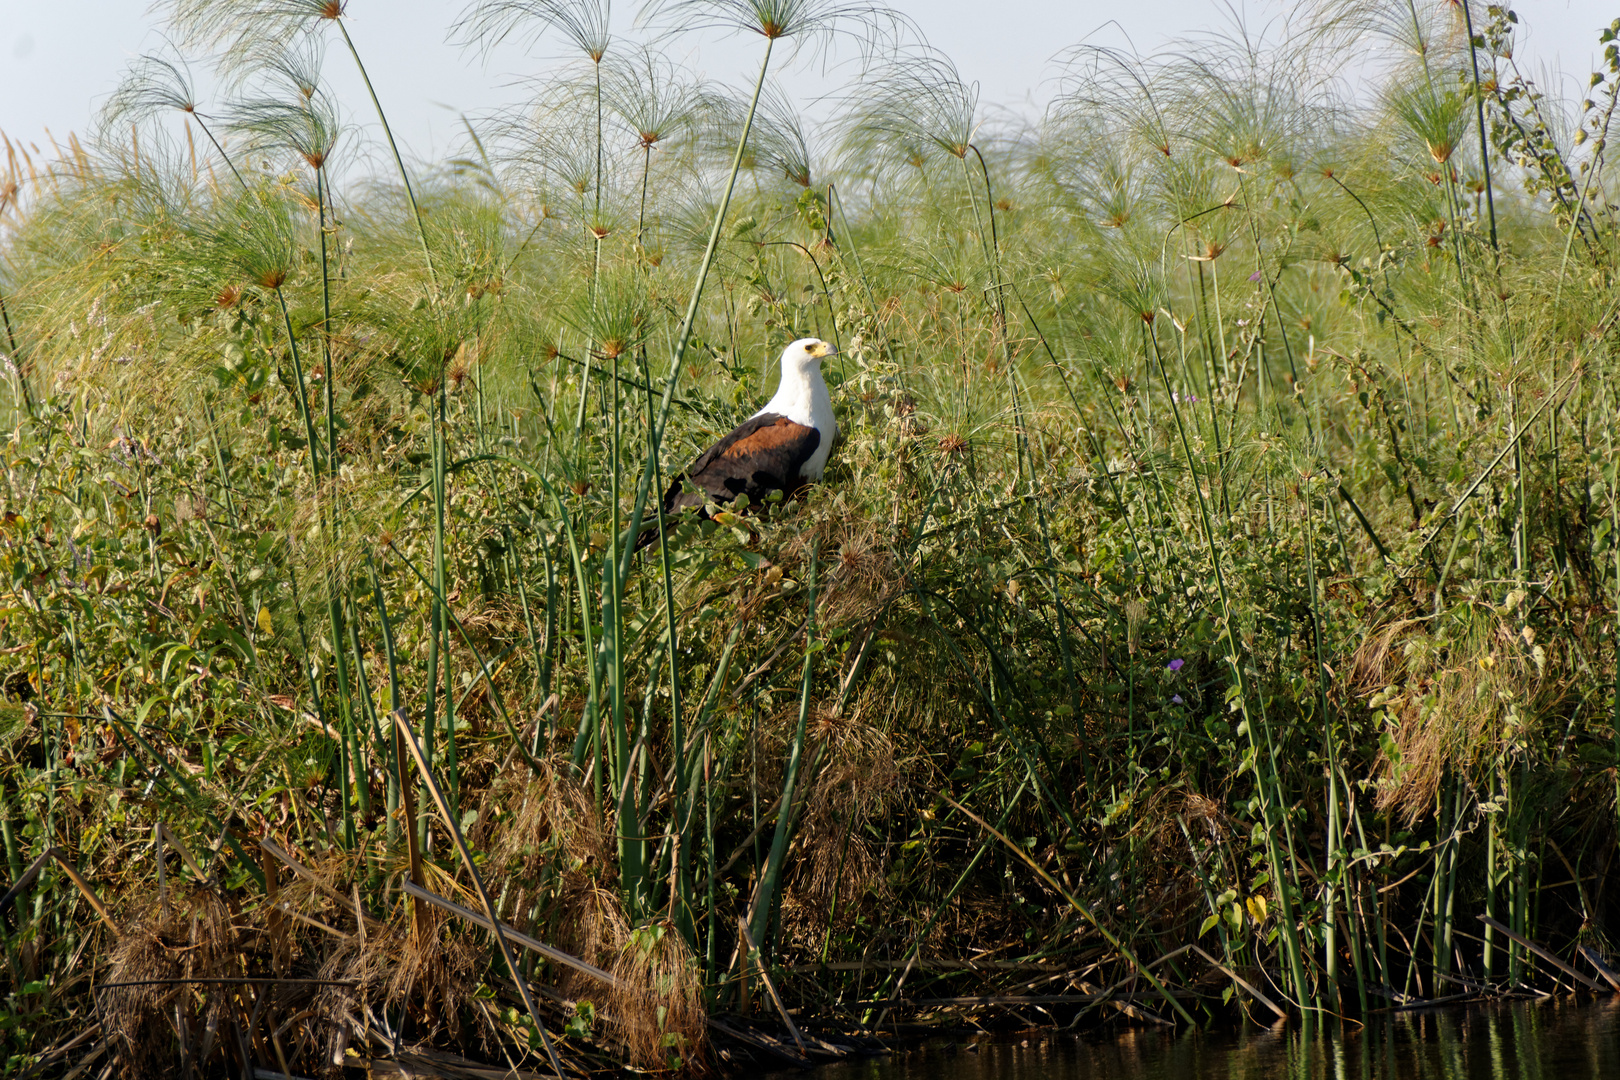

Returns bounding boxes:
[779,337,835,380]
[755,337,838,478]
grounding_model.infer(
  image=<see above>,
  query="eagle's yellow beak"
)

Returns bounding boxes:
[810,341,836,359]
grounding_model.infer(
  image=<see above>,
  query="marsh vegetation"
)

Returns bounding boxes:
[2,0,1620,1075]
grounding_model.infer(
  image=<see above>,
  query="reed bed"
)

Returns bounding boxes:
[2,1,1619,1074]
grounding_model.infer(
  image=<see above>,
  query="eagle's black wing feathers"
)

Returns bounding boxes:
[661,413,820,514]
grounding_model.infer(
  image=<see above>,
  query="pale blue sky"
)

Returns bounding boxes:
[0,2,1606,167]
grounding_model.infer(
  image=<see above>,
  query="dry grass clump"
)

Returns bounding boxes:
[603,920,709,1072]
[1354,602,1563,821]
[102,890,238,1080]
[99,844,502,1078]
[310,908,492,1069]
[1132,788,1222,930]
[477,754,613,890]
[473,757,635,1004]
[473,770,706,1077]
[785,714,903,934]
[382,916,491,1049]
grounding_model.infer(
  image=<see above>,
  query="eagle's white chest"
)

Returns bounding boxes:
[753,369,836,479]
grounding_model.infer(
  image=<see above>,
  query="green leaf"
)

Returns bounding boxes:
[161,644,197,683]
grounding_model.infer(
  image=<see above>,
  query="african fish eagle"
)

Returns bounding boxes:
[655,337,837,531]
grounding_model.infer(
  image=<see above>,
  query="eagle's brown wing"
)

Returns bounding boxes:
[662,413,821,514]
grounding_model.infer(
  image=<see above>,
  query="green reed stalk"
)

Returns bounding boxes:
[383,537,535,772]
[1484,771,1499,978]
[1302,482,1341,1007]
[334,21,435,283]
[312,163,364,841]
[646,369,689,937]
[1192,261,1226,485]
[368,560,403,848]
[1151,337,1310,1011]
[316,166,337,477]
[614,35,775,593]
[703,736,717,986]
[1459,1,1500,253]
[269,289,354,842]
[191,113,247,190]
[424,391,444,797]
[1437,775,1464,982]
[0,296,34,417]
[272,291,325,473]
[1344,776,1392,1000]
[344,600,380,805]
[604,364,632,903]
[501,523,546,706]
[749,546,817,954]
[1511,759,1531,982]
[1609,420,1620,844]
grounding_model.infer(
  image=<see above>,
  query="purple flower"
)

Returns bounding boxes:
[1167,658,1185,672]
[1172,695,1184,705]
[1248,270,1262,282]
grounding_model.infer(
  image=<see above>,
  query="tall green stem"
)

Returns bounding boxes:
[335,20,436,284]
[615,36,776,590]
[749,547,817,953]
[1152,335,1309,1011]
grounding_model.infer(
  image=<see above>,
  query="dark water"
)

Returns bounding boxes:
[819,1000,1620,1079]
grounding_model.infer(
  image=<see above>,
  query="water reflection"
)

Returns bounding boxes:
[819,999,1620,1079]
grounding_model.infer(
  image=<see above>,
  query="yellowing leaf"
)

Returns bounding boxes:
[1246,894,1269,924]
[257,606,273,635]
